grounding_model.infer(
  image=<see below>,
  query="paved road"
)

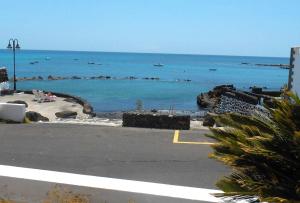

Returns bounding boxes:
[0,124,229,202]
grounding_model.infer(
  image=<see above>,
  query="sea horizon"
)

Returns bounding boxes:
[0,48,290,59]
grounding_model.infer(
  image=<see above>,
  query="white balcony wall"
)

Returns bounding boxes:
[0,103,26,122]
[292,48,300,95]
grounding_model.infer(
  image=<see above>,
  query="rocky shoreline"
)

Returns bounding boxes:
[11,75,193,83]
[241,62,290,69]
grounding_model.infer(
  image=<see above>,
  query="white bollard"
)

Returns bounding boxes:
[0,103,26,122]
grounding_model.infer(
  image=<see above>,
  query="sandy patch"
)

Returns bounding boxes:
[0,92,90,121]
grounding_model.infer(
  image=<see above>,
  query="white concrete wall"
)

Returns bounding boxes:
[0,103,26,122]
[292,47,300,95]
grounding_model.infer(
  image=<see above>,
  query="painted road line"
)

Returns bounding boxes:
[173,130,214,145]
[173,130,180,143]
[0,165,222,202]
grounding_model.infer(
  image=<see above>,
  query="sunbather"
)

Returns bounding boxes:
[32,90,56,102]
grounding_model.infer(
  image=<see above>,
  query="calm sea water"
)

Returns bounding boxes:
[0,49,289,112]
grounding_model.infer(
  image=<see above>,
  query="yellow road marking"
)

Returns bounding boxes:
[173,130,214,145]
[173,130,180,143]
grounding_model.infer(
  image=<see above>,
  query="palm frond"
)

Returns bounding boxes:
[207,92,300,202]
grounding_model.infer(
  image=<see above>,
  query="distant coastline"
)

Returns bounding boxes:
[241,62,290,69]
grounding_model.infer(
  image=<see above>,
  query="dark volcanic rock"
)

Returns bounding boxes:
[26,111,49,122]
[255,63,290,68]
[63,98,78,103]
[197,93,212,108]
[123,112,190,130]
[71,76,81,79]
[212,85,235,96]
[48,75,67,80]
[128,76,137,80]
[223,91,236,98]
[83,104,94,115]
[7,100,28,108]
[197,84,262,111]
[233,91,259,105]
[96,76,106,79]
[55,111,78,119]
[48,75,55,80]
[251,87,263,94]
[197,85,235,109]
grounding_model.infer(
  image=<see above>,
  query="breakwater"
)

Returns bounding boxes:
[12,75,193,83]
[241,62,290,69]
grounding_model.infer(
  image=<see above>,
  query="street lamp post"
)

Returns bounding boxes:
[7,39,20,91]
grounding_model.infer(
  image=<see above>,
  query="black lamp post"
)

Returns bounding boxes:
[7,39,20,91]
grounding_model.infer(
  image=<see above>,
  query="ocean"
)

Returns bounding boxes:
[0,50,289,112]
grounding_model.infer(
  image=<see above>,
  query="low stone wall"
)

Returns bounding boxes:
[215,95,269,117]
[123,112,190,130]
[17,90,95,116]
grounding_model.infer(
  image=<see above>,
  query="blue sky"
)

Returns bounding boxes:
[1,0,299,57]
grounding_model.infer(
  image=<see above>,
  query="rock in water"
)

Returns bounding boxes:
[55,111,78,119]
[71,76,81,79]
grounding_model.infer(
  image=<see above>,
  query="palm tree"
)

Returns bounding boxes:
[207,92,300,202]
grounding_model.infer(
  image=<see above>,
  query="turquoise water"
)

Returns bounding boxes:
[0,50,289,112]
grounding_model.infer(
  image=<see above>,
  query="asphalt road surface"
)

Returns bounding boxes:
[0,124,229,202]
